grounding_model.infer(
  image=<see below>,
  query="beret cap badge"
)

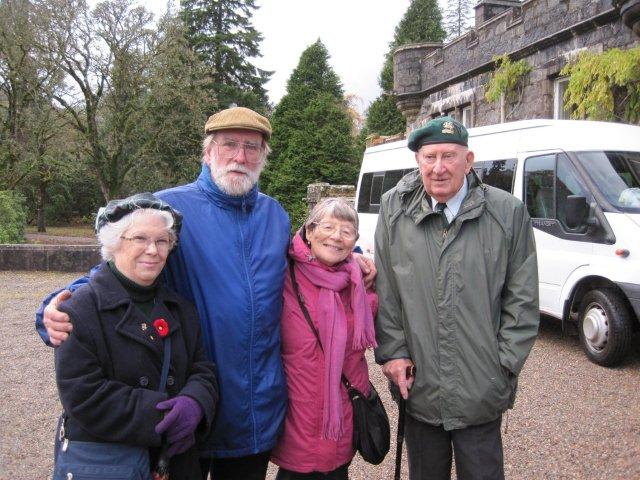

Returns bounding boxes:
[407,115,468,151]
[442,121,456,135]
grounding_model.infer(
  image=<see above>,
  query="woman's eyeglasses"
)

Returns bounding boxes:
[121,235,172,252]
[313,222,358,241]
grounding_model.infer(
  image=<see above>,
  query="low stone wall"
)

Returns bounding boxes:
[306,183,356,213]
[0,244,101,272]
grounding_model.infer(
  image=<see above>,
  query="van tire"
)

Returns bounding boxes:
[578,289,633,367]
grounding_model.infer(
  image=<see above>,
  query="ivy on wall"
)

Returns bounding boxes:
[561,46,640,124]
[484,54,532,122]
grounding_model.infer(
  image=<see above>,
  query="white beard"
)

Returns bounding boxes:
[210,160,264,196]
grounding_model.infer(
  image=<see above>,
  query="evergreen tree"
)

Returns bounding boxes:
[129,11,211,193]
[180,0,271,113]
[262,40,360,229]
[365,0,446,137]
[443,0,475,40]
[365,94,407,136]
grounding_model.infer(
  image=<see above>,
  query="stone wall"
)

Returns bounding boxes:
[394,0,639,129]
[306,183,356,213]
[0,244,101,272]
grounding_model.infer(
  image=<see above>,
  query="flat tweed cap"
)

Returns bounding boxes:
[204,107,272,140]
[95,192,182,235]
[407,116,468,152]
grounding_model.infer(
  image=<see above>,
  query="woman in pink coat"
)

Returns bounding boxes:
[271,198,378,479]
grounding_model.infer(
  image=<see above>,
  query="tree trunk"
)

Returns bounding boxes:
[37,179,47,232]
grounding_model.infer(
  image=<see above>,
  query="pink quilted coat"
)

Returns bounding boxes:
[270,257,378,473]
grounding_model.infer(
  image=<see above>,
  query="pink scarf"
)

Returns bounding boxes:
[289,233,377,441]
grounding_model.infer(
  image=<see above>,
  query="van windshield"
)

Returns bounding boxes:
[575,151,640,213]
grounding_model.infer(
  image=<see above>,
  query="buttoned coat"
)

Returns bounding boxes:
[56,262,218,479]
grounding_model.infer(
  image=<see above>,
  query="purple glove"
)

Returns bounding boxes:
[155,396,203,447]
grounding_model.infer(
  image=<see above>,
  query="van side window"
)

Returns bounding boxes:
[370,174,384,207]
[473,159,516,193]
[357,173,374,213]
[524,153,590,232]
[524,154,555,219]
[556,154,591,231]
[357,169,413,214]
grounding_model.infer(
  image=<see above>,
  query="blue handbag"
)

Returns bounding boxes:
[53,441,152,480]
[53,337,172,480]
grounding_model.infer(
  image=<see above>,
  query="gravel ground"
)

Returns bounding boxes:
[1,271,638,480]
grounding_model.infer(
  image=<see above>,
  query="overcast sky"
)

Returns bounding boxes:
[139,0,451,110]
[251,0,411,109]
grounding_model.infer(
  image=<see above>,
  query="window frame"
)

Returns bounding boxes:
[553,76,571,120]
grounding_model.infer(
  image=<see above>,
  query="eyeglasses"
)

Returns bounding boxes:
[212,139,263,161]
[313,222,358,241]
[121,235,173,253]
[417,151,461,165]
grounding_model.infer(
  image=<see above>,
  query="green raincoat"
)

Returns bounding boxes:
[374,170,539,430]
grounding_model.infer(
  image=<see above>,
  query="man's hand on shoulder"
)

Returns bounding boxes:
[44,290,73,346]
[382,358,415,400]
[354,253,377,290]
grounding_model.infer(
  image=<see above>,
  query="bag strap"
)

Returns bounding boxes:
[288,259,352,389]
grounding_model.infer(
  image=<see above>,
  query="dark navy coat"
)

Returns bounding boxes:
[56,263,218,479]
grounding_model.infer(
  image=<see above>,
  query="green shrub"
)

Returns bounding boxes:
[0,190,27,243]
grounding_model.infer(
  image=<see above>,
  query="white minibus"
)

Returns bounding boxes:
[356,119,640,367]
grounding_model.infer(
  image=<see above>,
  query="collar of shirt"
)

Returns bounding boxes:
[430,177,469,223]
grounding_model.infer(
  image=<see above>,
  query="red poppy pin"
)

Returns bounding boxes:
[152,318,169,338]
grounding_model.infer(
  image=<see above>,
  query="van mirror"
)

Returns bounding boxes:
[565,195,589,229]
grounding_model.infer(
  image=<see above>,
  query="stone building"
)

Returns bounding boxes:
[393,0,639,130]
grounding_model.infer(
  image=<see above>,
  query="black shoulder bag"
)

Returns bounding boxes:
[289,260,390,465]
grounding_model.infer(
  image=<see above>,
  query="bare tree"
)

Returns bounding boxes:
[43,0,154,201]
[443,0,475,41]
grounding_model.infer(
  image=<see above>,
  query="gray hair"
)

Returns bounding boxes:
[97,208,177,261]
[201,132,271,165]
[304,198,359,233]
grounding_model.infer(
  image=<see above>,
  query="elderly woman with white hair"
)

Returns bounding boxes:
[271,198,379,479]
[53,193,218,480]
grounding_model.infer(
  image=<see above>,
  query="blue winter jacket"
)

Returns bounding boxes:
[36,163,291,458]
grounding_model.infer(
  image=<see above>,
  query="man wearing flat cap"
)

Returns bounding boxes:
[374,116,539,479]
[37,107,375,479]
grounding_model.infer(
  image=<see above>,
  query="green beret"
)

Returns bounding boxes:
[407,116,468,152]
[204,106,272,140]
[95,192,182,235]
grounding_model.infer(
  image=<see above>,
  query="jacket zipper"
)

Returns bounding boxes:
[236,208,258,449]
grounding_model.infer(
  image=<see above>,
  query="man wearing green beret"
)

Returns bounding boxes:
[374,116,539,479]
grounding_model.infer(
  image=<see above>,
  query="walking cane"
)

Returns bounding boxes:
[394,365,415,480]
[394,395,406,480]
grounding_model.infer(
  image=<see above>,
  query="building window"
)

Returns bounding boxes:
[554,77,571,120]
[462,106,472,127]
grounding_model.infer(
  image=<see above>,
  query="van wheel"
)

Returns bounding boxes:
[578,289,633,367]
